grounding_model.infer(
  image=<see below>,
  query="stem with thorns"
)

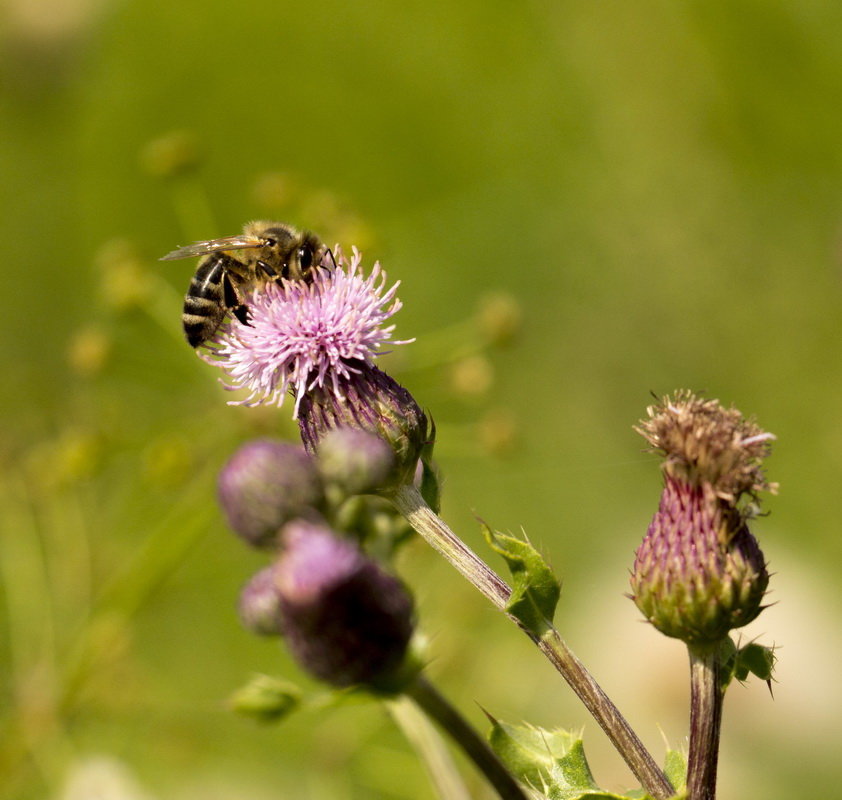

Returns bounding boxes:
[391,484,674,800]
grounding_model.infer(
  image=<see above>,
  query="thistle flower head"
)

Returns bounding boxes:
[206,247,427,489]
[635,389,777,505]
[205,248,409,416]
[631,392,774,647]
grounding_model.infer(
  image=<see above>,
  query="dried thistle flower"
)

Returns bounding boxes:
[630,392,774,646]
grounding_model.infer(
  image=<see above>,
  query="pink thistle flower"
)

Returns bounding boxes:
[204,248,410,415]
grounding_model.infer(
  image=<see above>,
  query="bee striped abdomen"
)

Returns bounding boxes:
[163,221,327,350]
[182,256,229,347]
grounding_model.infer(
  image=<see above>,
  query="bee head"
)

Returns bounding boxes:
[248,223,321,280]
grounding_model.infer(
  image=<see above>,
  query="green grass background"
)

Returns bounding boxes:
[2,0,841,797]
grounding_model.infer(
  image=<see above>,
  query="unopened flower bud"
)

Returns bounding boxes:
[449,355,494,397]
[67,326,111,376]
[218,440,324,548]
[316,427,397,495]
[630,392,774,646]
[238,566,284,636]
[276,520,415,689]
[140,130,202,178]
[298,364,428,490]
[476,292,522,346]
[631,477,769,644]
[97,239,153,311]
[229,674,301,723]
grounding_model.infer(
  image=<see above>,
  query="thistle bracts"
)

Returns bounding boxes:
[275,521,416,690]
[630,391,775,647]
[298,364,429,490]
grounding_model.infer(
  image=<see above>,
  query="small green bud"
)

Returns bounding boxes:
[476,292,521,347]
[229,674,301,723]
[449,355,494,398]
[140,130,202,179]
[250,171,297,210]
[477,408,518,457]
[67,326,110,376]
[96,239,153,311]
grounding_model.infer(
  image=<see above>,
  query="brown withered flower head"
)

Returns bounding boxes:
[630,391,776,647]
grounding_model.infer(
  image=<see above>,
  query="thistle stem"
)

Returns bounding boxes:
[391,485,510,608]
[391,484,674,800]
[387,693,472,800]
[403,675,529,800]
[687,646,724,800]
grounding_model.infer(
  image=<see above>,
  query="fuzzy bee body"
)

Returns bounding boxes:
[181,254,249,348]
[161,221,327,348]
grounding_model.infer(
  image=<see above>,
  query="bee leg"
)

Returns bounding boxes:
[256,260,279,280]
[232,304,251,326]
[223,271,251,326]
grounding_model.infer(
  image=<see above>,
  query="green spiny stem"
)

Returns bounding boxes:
[391,484,674,800]
[687,647,724,800]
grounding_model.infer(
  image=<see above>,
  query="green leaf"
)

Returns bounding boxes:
[481,523,560,636]
[488,720,634,799]
[662,748,687,793]
[719,637,776,690]
[734,642,776,683]
[419,417,441,513]
[718,637,739,690]
[229,674,302,723]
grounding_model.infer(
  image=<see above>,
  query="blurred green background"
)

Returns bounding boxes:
[2,0,841,797]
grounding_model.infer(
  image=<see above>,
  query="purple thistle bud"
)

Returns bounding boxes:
[218,440,324,548]
[275,520,415,689]
[631,477,769,644]
[238,566,284,636]
[316,427,397,495]
[630,392,773,646]
[298,364,428,490]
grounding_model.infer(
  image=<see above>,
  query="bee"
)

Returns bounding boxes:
[160,221,329,348]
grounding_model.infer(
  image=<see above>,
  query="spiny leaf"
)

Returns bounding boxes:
[734,642,776,683]
[488,720,635,799]
[481,523,560,636]
[662,749,687,793]
[719,637,776,690]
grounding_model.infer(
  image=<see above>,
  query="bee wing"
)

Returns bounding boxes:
[159,235,265,261]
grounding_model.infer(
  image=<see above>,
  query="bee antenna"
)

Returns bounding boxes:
[324,248,337,270]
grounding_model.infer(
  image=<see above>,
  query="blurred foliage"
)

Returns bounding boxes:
[2,0,842,798]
